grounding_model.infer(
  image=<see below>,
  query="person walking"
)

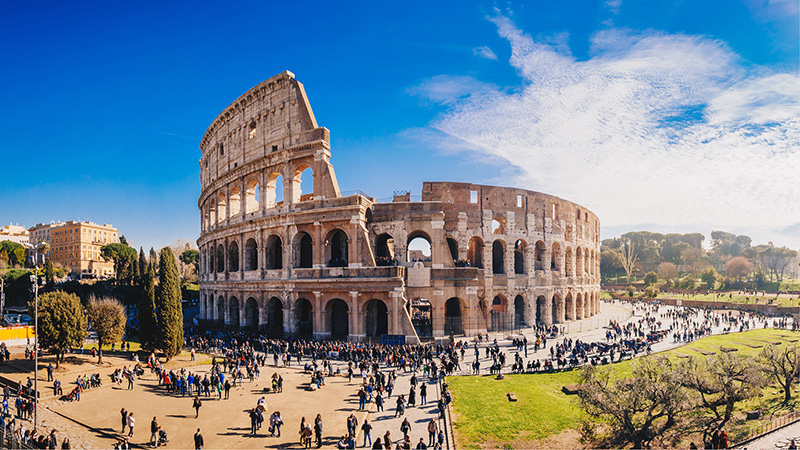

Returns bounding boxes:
[427,419,437,447]
[249,408,259,436]
[375,393,384,412]
[126,412,135,438]
[419,384,427,405]
[394,395,405,417]
[194,428,204,450]
[400,418,411,440]
[314,414,323,448]
[193,396,202,418]
[383,431,392,450]
[150,416,160,447]
[361,419,373,447]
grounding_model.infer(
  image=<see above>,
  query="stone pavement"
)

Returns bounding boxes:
[739,421,800,449]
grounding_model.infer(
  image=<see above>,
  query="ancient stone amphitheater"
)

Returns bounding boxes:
[197,71,601,342]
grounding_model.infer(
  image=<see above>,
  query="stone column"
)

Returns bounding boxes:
[313,222,323,269]
[391,291,402,336]
[349,291,360,340]
[432,289,444,338]
[313,291,324,338]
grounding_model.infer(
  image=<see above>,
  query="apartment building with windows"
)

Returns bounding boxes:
[45,221,119,276]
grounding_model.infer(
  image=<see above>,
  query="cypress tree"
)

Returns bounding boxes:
[139,263,158,352]
[156,247,183,360]
[138,247,147,283]
[149,247,158,273]
[44,259,55,291]
[132,252,140,282]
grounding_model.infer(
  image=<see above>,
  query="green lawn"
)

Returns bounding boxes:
[657,292,800,307]
[447,329,800,448]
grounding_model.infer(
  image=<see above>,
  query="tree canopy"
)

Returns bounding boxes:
[157,247,184,360]
[31,291,87,368]
[100,243,138,282]
[0,240,26,267]
[87,296,127,364]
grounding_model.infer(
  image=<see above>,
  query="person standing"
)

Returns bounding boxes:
[314,414,323,448]
[361,419,373,448]
[249,408,259,436]
[194,428,204,450]
[150,417,160,447]
[375,393,384,412]
[121,408,128,434]
[419,384,427,405]
[193,396,202,418]
[383,431,392,450]
[400,418,411,440]
[427,419,437,447]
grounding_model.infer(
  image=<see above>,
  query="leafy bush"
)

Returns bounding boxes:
[626,285,636,297]
[644,286,659,298]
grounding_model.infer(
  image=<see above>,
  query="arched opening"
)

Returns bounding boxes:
[407,232,432,264]
[514,295,526,329]
[565,247,574,276]
[536,295,546,325]
[208,200,217,229]
[585,251,590,275]
[576,293,584,319]
[267,172,284,208]
[229,186,241,217]
[207,247,214,274]
[514,240,526,274]
[534,241,546,270]
[206,295,213,322]
[326,229,349,267]
[294,232,313,268]
[228,297,240,329]
[492,240,505,274]
[228,241,239,272]
[444,297,464,335]
[294,298,313,336]
[365,208,373,224]
[490,295,504,331]
[216,244,225,273]
[446,237,459,263]
[295,165,314,202]
[565,293,575,321]
[467,237,483,268]
[365,299,389,337]
[245,238,258,271]
[265,297,284,337]
[375,233,395,266]
[245,178,259,214]
[328,299,349,337]
[217,192,227,224]
[244,297,259,329]
[491,217,506,234]
[266,235,283,269]
[216,296,225,327]
[552,294,562,324]
[576,247,584,275]
[551,243,561,272]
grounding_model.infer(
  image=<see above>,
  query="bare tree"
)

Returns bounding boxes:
[657,262,678,283]
[725,256,753,280]
[620,239,638,283]
[761,344,800,404]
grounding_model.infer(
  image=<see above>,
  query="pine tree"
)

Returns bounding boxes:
[139,263,158,352]
[156,247,183,360]
[138,247,147,283]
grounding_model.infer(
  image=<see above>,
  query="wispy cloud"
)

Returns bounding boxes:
[473,45,498,60]
[605,0,622,14]
[409,15,800,247]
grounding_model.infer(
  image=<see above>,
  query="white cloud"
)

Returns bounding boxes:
[473,45,498,60]
[605,0,622,14]
[410,15,800,247]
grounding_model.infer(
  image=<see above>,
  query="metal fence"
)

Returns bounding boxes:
[735,410,800,447]
[0,423,36,450]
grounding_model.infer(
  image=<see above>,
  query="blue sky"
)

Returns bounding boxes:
[1,0,798,251]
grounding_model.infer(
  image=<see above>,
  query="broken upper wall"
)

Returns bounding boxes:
[422,181,600,243]
[198,71,334,192]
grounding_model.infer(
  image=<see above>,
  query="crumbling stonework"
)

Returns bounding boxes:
[197,71,601,342]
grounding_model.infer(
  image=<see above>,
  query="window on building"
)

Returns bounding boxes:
[517,195,523,208]
[470,190,478,203]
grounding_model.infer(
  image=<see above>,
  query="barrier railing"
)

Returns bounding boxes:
[735,410,800,447]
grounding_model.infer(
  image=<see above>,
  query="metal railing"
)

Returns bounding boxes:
[735,410,800,446]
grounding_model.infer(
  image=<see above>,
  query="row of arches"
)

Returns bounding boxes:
[203,295,392,338]
[201,165,314,232]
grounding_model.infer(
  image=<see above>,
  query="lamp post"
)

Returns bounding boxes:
[29,273,39,431]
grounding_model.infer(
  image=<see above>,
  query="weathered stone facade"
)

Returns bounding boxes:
[197,71,601,342]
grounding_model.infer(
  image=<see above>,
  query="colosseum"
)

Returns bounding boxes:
[197,71,601,343]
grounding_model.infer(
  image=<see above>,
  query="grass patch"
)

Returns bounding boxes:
[448,328,800,448]
[656,292,800,307]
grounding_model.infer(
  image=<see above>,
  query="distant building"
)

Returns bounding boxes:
[45,221,119,276]
[28,222,65,249]
[0,224,31,246]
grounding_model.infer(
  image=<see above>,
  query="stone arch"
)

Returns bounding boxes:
[565,292,575,321]
[244,297,259,329]
[576,293,584,319]
[551,242,562,272]
[514,240,526,274]
[206,247,214,274]
[534,241,546,270]
[365,299,389,337]
[228,240,239,272]
[216,296,225,325]
[326,229,349,267]
[514,295,526,328]
[229,186,241,217]
[266,171,284,208]
[467,237,484,268]
[565,247,574,276]
[407,231,432,263]
[245,178,259,214]
[245,238,258,270]
[536,295,547,325]
[216,244,225,273]
[576,247,584,275]
[552,293,564,324]
[294,298,313,336]
[585,250,591,275]
[444,297,464,335]
[217,191,227,224]
[446,237,459,263]
[266,234,283,269]
[375,233,395,263]
[326,298,349,337]
[293,232,313,268]
[293,163,314,202]
[491,215,506,234]
[207,199,216,229]
[265,297,284,336]
[228,296,240,328]
[492,239,505,274]
[490,295,505,331]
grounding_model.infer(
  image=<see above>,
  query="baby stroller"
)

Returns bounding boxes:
[157,429,168,446]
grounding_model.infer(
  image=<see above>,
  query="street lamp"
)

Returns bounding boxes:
[29,273,39,431]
